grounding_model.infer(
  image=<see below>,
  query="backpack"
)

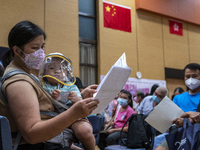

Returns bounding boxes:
[120,114,155,150]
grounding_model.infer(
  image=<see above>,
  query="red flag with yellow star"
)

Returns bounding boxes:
[103,1,131,32]
[169,19,183,36]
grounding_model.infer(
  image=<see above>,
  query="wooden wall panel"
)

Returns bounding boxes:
[136,10,164,80]
[136,0,200,25]
[45,0,79,76]
[0,0,44,47]
[162,17,189,69]
[1,1,200,89]
[188,24,200,63]
[98,0,137,78]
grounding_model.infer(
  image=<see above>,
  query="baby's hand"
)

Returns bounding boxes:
[51,89,61,100]
[68,91,82,104]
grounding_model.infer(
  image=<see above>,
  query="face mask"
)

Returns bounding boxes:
[117,98,128,107]
[185,78,200,90]
[21,49,46,70]
[152,94,161,104]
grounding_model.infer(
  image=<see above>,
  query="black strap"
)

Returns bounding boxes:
[40,110,59,117]
[120,113,132,145]
[0,69,67,114]
[0,69,41,103]
[137,115,151,150]
[197,101,200,112]
[1,69,68,108]
[120,114,151,150]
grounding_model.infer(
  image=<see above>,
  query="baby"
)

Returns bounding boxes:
[39,52,95,150]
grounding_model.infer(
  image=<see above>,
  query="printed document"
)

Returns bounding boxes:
[92,53,132,114]
[145,96,184,133]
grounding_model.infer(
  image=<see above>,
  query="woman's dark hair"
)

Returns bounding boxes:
[171,87,185,100]
[120,89,133,108]
[2,20,46,68]
[174,87,184,94]
[136,90,145,99]
[150,84,159,95]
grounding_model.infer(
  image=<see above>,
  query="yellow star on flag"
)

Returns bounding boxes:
[105,5,111,12]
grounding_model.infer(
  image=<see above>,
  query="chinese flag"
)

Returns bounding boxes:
[103,1,131,32]
[169,20,183,36]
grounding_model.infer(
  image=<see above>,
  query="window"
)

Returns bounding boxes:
[79,0,97,86]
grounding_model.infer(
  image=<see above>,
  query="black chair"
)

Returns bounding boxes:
[104,126,156,150]
[0,115,12,150]
[105,145,146,150]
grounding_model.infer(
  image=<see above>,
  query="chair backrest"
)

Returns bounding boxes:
[0,115,12,150]
[88,114,105,145]
[88,115,104,134]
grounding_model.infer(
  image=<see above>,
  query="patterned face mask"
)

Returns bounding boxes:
[21,49,46,70]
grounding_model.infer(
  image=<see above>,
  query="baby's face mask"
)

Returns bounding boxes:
[39,54,75,86]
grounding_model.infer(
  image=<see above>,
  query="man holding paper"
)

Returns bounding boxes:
[136,86,168,115]
[173,63,200,112]
[155,63,200,150]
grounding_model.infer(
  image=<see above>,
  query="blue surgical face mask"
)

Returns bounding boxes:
[117,98,128,107]
[152,94,161,104]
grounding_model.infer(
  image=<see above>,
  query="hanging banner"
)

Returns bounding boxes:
[103,0,131,32]
[100,75,166,98]
[169,19,183,36]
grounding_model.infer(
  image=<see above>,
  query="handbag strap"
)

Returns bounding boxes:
[120,113,133,145]
[183,118,192,128]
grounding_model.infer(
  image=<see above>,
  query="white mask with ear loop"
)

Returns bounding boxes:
[185,78,200,90]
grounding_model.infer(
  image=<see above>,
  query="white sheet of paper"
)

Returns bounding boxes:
[145,96,184,133]
[92,53,132,114]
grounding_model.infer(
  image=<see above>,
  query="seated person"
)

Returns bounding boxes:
[1,20,99,150]
[103,97,118,124]
[39,52,95,150]
[98,90,135,150]
[136,86,168,115]
[171,87,184,100]
[155,111,200,150]
[133,90,145,111]
[173,63,200,112]
[102,90,125,126]
[155,63,200,150]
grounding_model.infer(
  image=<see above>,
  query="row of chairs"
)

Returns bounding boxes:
[0,114,105,150]
[0,114,154,150]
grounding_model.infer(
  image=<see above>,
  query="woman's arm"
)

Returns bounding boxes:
[107,126,129,134]
[6,81,98,144]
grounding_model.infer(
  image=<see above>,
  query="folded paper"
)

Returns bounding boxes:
[145,96,184,133]
[92,53,132,114]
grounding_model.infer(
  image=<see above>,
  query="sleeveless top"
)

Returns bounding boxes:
[0,62,55,133]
